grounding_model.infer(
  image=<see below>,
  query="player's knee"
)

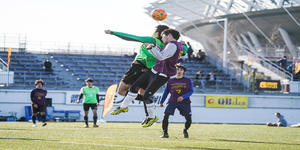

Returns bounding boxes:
[84,115,88,120]
[118,86,129,96]
[185,115,192,123]
[163,114,170,121]
[93,115,97,119]
[129,85,139,94]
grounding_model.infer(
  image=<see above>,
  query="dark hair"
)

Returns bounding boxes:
[154,25,169,41]
[35,79,44,86]
[85,78,93,82]
[161,29,180,40]
[176,64,187,72]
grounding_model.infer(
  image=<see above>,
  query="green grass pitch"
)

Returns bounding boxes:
[0,122,299,150]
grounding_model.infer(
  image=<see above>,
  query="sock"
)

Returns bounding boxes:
[93,115,97,125]
[42,114,46,123]
[162,114,169,134]
[120,92,137,108]
[115,93,125,102]
[84,115,88,126]
[146,103,155,118]
[32,115,36,124]
[185,115,192,130]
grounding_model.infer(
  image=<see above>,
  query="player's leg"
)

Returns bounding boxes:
[115,81,130,102]
[120,64,148,108]
[111,63,148,115]
[135,88,150,124]
[266,122,276,126]
[112,71,151,115]
[178,103,192,138]
[142,75,169,127]
[161,113,170,138]
[31,104,38,127]
[40,105,47,127]
[160,103,176,137]
[91,104,99,127]
[183,115,192,138]
[83,104,90,127]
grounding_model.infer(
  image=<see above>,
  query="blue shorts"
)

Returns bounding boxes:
[164,102,191,116]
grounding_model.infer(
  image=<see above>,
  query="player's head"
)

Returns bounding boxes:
[275,112,281,118]
[161,29,180,44]
[153,25,169,41]
[85,78,93,87]
[175,64,186,78]
[35,79,44,89]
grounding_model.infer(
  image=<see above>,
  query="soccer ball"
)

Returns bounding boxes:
[151,8,167,21]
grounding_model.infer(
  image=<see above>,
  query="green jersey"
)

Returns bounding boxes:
[79,86,99,103]
[111,31,164,68]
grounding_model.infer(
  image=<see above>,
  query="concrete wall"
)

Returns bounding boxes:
[0,89,299,125]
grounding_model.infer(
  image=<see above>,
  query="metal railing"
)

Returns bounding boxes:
[205,50,249,89]
[0,58,8,71]
[239,46,293,81]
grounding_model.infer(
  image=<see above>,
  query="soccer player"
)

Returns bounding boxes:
[76,78,100,128]
[159,65,193,138]
[31,79,48,127]
[121,28,185,127]
[104,25,169,115]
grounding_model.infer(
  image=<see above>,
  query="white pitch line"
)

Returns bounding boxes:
[58,141,169,150]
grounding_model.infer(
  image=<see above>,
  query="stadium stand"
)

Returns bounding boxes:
[0,51,245,91]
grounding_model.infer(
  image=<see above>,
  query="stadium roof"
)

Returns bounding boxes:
[145,0,300,27]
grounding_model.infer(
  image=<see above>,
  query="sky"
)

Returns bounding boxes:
[0,0,161,51]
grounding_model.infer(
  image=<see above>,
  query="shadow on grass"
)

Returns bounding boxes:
[174,146,231,150]
[212,139,300,146]
[0,128,28,131]
[0,137,58,142]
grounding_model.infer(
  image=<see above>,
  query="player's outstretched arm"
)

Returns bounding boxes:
[104,30,156,44]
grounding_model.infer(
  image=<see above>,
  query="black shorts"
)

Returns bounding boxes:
[31,104,46,114]
[130,70,169,100]
[83,103,97,111]
[122,62,149,85]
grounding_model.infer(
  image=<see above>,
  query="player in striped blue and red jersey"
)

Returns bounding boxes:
[159,65,193,138]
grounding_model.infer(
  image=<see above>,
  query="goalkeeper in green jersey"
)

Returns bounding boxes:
[76,78,100,128]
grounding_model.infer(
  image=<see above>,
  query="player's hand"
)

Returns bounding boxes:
[144,43,155,49]
[160,104,164,107]
[104,30,112,34]
[97,103,100,107]
[33,104,38,108]
[76,99,80,104]
[177,96,184,102]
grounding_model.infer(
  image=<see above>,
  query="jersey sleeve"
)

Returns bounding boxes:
[97,87,100,94]
[149,43,177,60]
[30,90,35,104]
[79,87,84,94]
[160,83,170,104]
[111,31,156,43]
[181,79,194,99]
